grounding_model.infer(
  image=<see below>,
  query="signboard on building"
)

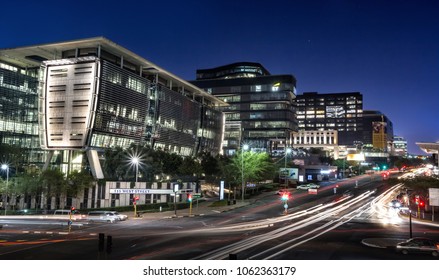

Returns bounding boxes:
[110,189,173,195]
[429,188,439,206]
[346,153,365,161]
[372,121,387,150]
[279,168,299,180]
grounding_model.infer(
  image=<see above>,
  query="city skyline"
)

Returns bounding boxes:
[2,0,438,154]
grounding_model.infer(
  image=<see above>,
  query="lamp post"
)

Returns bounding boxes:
[241,144,249,202]
[1,164,9,216]
[406,189,413,238]
[130,157,140,218]
[173,183,179,216]
[284,147,292,189]
[131,157,139,183]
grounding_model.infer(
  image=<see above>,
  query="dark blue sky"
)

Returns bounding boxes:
[2,0,438,154]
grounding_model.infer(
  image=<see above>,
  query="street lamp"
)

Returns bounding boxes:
[284,147,292,189]
[131,157,139,184]
[406,189,413,238]
[1,164,9,216]
[241,144,249,202]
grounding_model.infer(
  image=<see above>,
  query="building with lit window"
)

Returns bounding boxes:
[295,92,363,146]
[190,62,297,156]
[0,37,226,178]
[392,135,407,157]
[0,61,42,168]
[362,110,394,153]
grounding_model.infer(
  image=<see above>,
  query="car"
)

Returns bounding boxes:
[296,183,320,190]
[110,211,128,221]
[87,211,119,223]
[396,237,439,257]
[53,209,86,220]
[389,199,402,209]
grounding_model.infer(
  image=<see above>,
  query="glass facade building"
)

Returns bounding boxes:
[362,110,394,153]
[191,62,297,156]
[0,63,43,166]
[0,37,226,178]
[296,92,363,146]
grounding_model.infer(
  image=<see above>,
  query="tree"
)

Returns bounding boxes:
[178,156,202,178]
[102,147,126,180]
[229,151,274,199]
[40,169,67,209]
[67,170,95,199]
[11,171,42,209]
[199,151,221,178]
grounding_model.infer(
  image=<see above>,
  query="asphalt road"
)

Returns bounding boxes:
[1,175,438,260]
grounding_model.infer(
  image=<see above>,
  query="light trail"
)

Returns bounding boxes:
[193,190,374,260]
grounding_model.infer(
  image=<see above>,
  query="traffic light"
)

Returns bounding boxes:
[415,196,420,205]
[187,194,192,203]
[419,200,425,207]
[133,196,139,205]
[281,192,290,201]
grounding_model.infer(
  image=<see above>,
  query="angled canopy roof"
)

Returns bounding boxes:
[0,37,227,106]
[416,142,439,154]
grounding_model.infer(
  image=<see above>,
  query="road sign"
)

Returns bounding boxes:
[193,193,201,198]
[308,189,318,195]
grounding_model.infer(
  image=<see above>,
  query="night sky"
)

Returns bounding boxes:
[2,0,438,154]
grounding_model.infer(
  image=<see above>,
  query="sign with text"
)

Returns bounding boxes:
[308,189,318,195]
[429,188,439,206]
[279,168,299,180]
[110,189,173,195]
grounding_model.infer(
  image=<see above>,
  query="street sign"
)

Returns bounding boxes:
[110,188,173,194]
[429,188,439,206]
[193,193,201,198]
[308,189,318,195]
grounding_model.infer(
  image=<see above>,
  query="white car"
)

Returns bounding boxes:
[110,211,128,221]
[87,211,119,223]
[296,183,320,190]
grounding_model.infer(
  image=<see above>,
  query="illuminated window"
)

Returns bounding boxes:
[272,82,281,91]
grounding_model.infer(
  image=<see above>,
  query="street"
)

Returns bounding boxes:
[1,175,438,260]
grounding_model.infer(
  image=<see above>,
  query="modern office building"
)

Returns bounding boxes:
[295,92,363,146]
[392,135,408,157]
[0,37,226,179]
[362,110,394,152]
[0,59,42,167]
[291,130,342,159]
[190,62,297,156]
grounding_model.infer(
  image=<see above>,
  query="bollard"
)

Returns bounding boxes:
[106,235,112,254]
[98,233,105,252]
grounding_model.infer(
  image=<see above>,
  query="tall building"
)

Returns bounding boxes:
[362,110,394,153]
[393,135,408,157]
[295,92,363,146]
[0,58,42,167]
[0,37,226,178]
[190,62,297,156]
